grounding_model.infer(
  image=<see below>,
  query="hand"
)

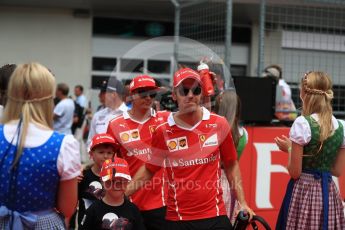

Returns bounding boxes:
[237,203,256,221]
[77,168,84,183]
[73,116,79,124]
[275,135,291,153]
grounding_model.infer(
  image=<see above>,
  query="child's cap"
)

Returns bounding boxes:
[100,157,132,182]
[89,133,118,152]
[129,75,158,92]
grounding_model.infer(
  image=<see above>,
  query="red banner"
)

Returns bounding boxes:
[240,126,345,228]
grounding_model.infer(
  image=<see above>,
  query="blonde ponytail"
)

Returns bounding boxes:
[2,63,55,167]
[301,71,333,144]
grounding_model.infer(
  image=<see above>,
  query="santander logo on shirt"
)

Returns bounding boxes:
[165,134,220,168]
[127,147,152,157]
[169,154,218,167]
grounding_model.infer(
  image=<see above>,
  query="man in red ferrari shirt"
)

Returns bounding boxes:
[107,75,169,230]
[126,68,254,229]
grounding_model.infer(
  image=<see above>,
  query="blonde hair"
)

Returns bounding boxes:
[2,62,55,166]
[301,71,334,144]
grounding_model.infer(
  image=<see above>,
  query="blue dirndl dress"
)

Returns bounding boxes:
[0,124,66,230]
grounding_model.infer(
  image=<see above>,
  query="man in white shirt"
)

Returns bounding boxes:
[86,77,127,149]
[74,85,88,109]
[54,83,75,134]
[262,65,297,121]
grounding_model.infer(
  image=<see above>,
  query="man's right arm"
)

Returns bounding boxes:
[125,165,154,197]
[125,125,166,196]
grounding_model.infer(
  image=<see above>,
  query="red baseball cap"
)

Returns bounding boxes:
[89,133,118,152]
[129,75,158,92]
[100,158,132,182]
[173,68,202,88]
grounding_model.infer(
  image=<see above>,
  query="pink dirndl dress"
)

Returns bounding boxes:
[276,115,345,229]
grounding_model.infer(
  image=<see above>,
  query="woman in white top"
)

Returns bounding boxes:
[275,71,345,229]
[0,63,81,230]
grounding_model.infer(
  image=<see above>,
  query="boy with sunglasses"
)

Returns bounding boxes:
[126,68,254,230]
[107,75,169,230]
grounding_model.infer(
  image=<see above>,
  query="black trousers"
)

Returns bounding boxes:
[164,215,232,230]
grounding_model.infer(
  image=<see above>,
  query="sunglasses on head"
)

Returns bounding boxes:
[136,89,156,99]
[177,86,202,96]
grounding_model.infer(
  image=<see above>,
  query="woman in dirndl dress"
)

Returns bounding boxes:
[275,71,345,229]
[0,63,81,229]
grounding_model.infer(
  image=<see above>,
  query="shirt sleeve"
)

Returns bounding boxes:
[145,127,167,174]
[106,122,122,157]
[289,116,311,145]
[106,119,118,141]
[106,121,113,137]
[54,102,64,117]
[338,119,345,148]
[57,135,81,181]
[79,204,96,230]
[80,96,88,108]
[219,118,237,168]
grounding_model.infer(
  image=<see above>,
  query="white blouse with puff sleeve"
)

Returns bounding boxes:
[290,114,345,148]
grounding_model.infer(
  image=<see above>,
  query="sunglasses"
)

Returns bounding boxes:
[177,86,202,96]
[136,89,157,99]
